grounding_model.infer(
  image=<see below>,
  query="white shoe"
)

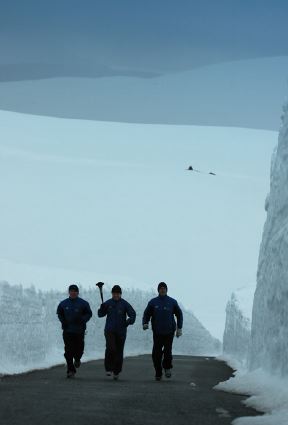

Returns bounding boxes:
[106,371,112,377]
[113,373,119,380]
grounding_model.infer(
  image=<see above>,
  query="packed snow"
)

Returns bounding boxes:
[218,101,288,424]
[0,281,221,375]
[216,367,288,425]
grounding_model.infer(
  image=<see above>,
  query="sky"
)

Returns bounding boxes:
[1,1,288,128]
[1,1,288,72]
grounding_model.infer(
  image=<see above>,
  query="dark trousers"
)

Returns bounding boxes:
[152,332,174,377]
[63,331,85,372]
[105,332,126,375]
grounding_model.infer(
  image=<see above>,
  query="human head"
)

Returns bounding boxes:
[157,282,168,296]
[111,285,122,301]
[68,284,79,299]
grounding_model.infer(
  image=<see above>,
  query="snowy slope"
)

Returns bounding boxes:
[0,110,275,339]
[0,281,220,375]
[223,285,255,364]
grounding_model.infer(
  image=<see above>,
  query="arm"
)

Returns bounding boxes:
[82,302,93,323]
[98,301,108,318]
[174,301,183,330]
[56,303,66,326]
[125,302,136,326]
[142,301,153,326]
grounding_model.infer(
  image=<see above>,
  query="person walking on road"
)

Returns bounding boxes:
[57,284,92,378]
[142,282,183,381]
[98,285,136,380]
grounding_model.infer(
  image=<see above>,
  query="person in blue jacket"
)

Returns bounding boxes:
[142,282,183,380]
[57,284,92,378]
[98,285,136,380]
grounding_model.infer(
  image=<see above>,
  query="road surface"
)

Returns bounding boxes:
[0,355,261,425]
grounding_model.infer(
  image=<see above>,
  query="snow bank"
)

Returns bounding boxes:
[215,369,288,425]
[218,102,288,424]
[249,101,288,376]
[222,285,255,364]
[0,281,221,375]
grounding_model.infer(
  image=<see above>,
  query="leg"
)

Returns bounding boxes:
[63,332,76,373]
[74,333,85,362]
[113,334,126,375]
[105,332,117,372]
[152,333,164,377]
[162,333,174,370]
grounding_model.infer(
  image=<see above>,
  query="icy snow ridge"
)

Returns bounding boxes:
[0,281,221,375]
[249,101,288,376]
[218,102,288,425]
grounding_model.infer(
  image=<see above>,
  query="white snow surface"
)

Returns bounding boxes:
[222,285,255,365]
[0,110,275,339]
[215,365,288,425]
[0,281,221,375]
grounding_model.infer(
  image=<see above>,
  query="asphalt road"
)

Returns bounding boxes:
[0,355,261,425]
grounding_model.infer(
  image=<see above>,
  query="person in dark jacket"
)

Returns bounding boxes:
[57,284,92,378]
[142,282,183,380]
[98,285,136,380]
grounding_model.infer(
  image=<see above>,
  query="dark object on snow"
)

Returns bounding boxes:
[187,165,216,176]
[111,285,122,294]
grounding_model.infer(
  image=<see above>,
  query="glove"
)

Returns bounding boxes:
[143,323,149,330]
[176,328,182,338]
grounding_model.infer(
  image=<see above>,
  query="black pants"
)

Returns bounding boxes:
[152,332,174,377]
[63,331,85,372]
[105,332,126,375]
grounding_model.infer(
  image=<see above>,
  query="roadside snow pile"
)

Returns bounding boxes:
[216,367,288,425]
[0,281,221,375]
[223,285,255,364]
[217,102,288,424]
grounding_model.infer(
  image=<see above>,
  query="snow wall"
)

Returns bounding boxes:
[222,102,288,377]
[0,281,221,375]
[249,102,288,376]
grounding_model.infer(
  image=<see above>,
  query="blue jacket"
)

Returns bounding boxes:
[142,295,183,335]
[98,298,136,336]
[57,297,92,334]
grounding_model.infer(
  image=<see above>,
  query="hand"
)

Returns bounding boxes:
[143,323,149,330]
[126,319,131,327]
[176,328,182,338]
